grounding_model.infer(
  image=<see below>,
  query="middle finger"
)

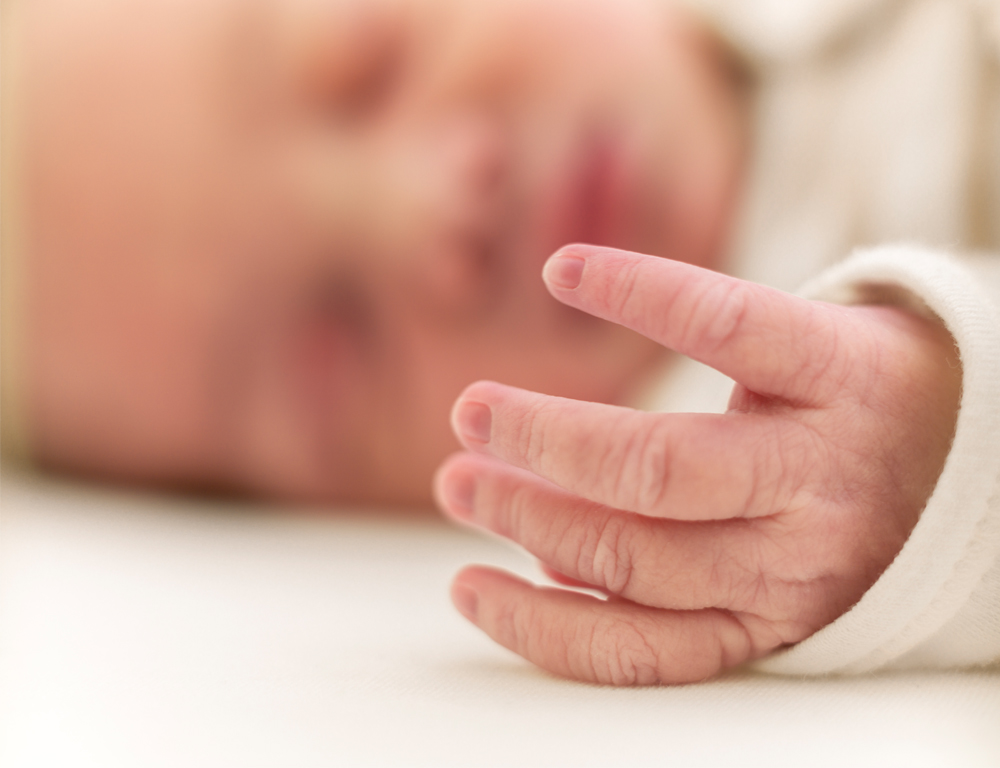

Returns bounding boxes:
[435,451,771,612]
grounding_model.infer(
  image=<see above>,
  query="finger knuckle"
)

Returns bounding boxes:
[492,599,521,650]
[580,514,637,596]
[490,594,541,661]
[634,418,674,513]
[597,410,639,501]
[501,481,538,540]
[586,616,661,686]
[608,259,646,319]
[517,398,558,471]
[683,278,749,355]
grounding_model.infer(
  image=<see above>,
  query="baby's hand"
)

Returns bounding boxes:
[434,245,961,685]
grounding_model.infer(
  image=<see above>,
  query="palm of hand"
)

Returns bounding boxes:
[435,246,961,685]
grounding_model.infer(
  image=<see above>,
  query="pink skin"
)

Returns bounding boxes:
[19,0,745,503]
[435,245,962,685]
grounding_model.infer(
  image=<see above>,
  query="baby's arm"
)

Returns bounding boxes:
[434,244,980,684]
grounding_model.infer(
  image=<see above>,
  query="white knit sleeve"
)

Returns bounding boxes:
[754,245,1000,675]
[680,0,896,61]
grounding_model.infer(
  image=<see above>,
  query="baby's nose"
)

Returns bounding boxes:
[382,114,506,251]
[373,114,509,309]
[291,111,510,312]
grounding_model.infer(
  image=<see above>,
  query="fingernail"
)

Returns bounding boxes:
[544,253,585,290]
[454,401,492,445]
[441,471,476,522]
[452,583,479,622]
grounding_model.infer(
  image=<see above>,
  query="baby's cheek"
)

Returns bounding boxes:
[30,294,223,487]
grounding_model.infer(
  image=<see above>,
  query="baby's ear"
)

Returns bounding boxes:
[278,0,405,120]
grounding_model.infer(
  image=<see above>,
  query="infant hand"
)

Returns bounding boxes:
[434,245,961,685]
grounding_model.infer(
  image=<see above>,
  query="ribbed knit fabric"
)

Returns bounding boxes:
[755,247,1000,674]
[667,0,1000,673]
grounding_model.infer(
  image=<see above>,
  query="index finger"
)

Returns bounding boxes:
[543,245,853,403]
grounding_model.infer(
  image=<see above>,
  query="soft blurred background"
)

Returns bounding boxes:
[3,470,999,767]
[2,0,999,763]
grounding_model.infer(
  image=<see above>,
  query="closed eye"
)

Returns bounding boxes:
[313,3,408,123]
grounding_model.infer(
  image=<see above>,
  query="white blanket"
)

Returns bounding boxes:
[2,471,997,767]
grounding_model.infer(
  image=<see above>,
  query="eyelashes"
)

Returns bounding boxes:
[300,2,409,124]
[331,27,406,121]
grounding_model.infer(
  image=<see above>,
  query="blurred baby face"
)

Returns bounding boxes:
[20,0,744,502]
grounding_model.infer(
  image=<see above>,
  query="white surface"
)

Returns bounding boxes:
[2,471,999,768]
